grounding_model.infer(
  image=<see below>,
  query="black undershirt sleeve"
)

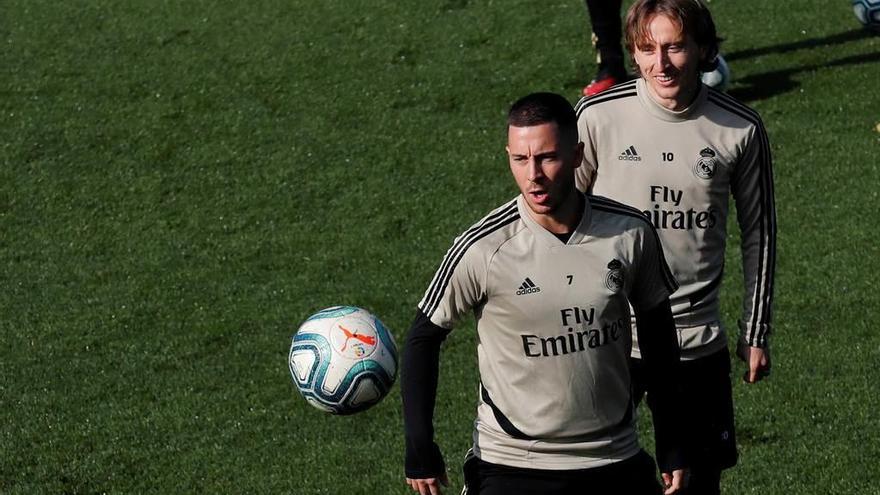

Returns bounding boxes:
[401,309,451,479]
[634,298,686,473]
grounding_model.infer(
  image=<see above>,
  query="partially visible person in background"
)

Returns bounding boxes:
[582,0,628,96]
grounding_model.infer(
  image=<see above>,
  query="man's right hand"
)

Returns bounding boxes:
[405,472,449,495]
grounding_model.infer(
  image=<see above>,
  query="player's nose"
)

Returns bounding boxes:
[527,161,544,182]
[656,49,671,68]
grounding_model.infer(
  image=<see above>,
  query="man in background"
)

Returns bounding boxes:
[575,1,777,493]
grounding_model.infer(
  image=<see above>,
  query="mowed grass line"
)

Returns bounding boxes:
[1,0,878,493]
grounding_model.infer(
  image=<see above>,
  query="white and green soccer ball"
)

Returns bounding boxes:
[289,306,398,415]
[701,54,731,92]
[852,0,880,32]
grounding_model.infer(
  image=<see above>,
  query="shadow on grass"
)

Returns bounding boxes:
[725,28,874,62]
[729,50,880,103]
[724,28,879,102]
[737,425,780,447]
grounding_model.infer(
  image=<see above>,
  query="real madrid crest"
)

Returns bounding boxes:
[605,259,624,293]
[693,147,718,179]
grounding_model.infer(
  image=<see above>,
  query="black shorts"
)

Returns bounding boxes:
[462,450,662,495]
[631,347,738,471]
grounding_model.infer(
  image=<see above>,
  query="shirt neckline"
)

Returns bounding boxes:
[516,194,592,247]
[636,78,707,122]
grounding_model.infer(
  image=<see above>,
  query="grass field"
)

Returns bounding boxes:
[2,0,879,493]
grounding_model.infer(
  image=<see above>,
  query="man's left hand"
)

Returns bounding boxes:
[661,469,688,494]
[736,339,771,383]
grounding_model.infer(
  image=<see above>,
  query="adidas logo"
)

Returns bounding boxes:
[618,145,642,161]
[516,277,541,295]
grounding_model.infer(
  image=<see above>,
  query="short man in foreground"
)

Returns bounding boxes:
[575,1,777,493]
[402,92,687,495]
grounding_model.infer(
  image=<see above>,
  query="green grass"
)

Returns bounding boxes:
[2,0,879,493]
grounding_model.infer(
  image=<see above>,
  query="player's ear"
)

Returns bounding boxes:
[573,142,585,169]
[698,45,718,73]
[632,56,645,79]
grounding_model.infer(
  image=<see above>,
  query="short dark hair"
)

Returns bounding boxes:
[507,92,578,146]
[625,0,722,72]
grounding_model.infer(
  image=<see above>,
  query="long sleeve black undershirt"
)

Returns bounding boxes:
[400,310,449,479]
[634,299,686,473]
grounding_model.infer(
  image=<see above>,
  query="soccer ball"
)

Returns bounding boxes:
[852,0,880,31]
[289,306,398,415]
[701,54,731,92]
